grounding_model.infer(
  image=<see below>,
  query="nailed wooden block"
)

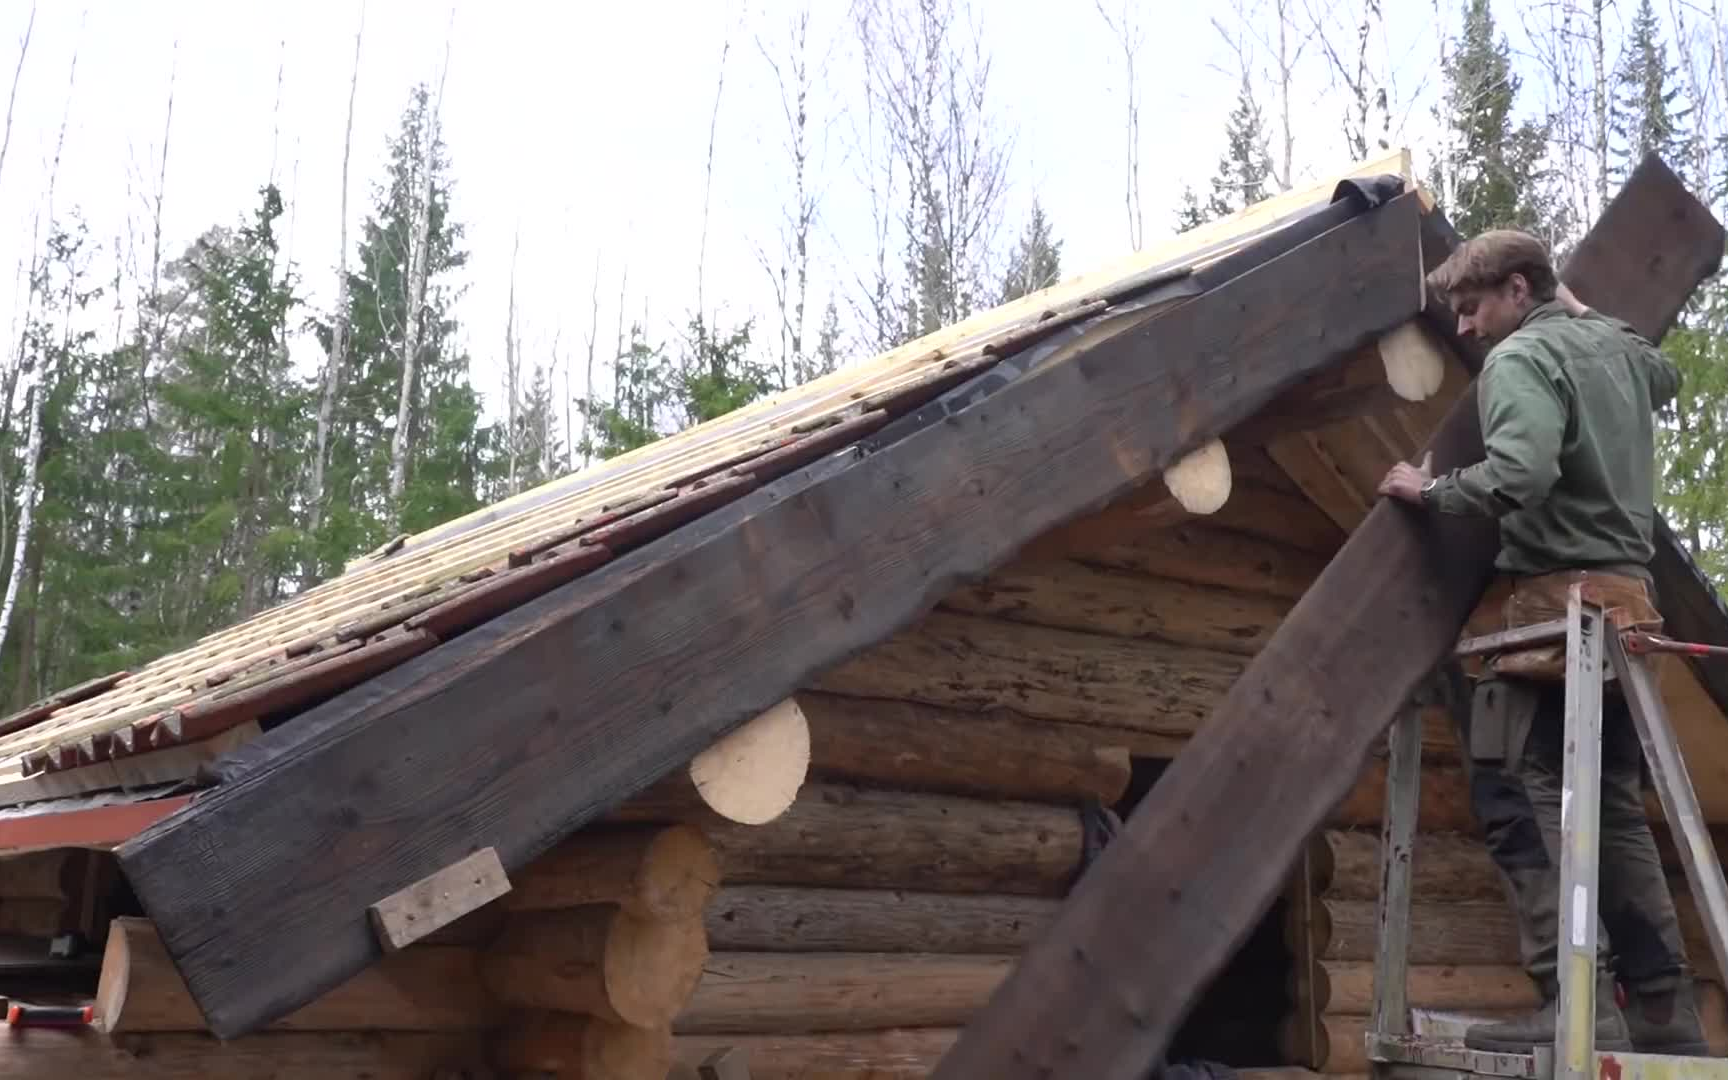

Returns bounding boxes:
[367,847,510,954]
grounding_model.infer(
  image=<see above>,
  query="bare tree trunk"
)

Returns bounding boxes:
[141,44,176,427]
[756,5,819,386]
[388,23,453,529]
[581,252,600,467]
[1094,0,1144,249]
[1590,0,1608,213]
[0,2,36,195]
[310,6,364,537]
[0,32,77,663]
[696,17,734,337]
[505,228,520,494]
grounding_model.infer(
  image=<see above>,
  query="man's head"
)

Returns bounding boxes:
[1427,229,1558,347]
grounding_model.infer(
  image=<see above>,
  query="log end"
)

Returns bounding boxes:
[690,698,810,825]
[1163,438,1232,515]
[1379,321,1445,403]
[94,916,139,1034]
[606,912,710,1029]
[493,1010,673,1077]
[632,824,722,922]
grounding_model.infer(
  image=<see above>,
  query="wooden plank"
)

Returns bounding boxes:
[0,796,192,856]
[930,159,1723,1079]
[367,847,510,953]
[117,193,1428,1039]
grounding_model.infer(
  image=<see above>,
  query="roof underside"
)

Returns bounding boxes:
[0,150,1422,805]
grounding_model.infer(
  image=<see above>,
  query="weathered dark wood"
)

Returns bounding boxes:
[705,885,1060,953]
[932,162,1723,1079]
[117,194,1427,1038]
[1320,828,1502,902]
[1065,522,1330,602]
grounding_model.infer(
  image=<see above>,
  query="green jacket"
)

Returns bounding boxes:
[1425,299,1681,576]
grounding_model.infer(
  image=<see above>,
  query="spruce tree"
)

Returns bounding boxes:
[1206,74,1275,220]
[1000,200,1063,303]
[803,300,844,383]
[1174,185,1211,232]
[1611,0,1686,185]
[1431,0,1560,239]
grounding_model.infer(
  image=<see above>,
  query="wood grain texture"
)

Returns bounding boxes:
[705,885,1060,953]
[504,824,720,921]
[676,952,1010,1034]
[1331,759,1475,834]
[809,609,1246,738]
[491,1010,673,1080]
[367,846,510,953]
[1065,522,1331,602]
[932,166,1721,1079]
[118,192,1427,1039]
[797,691,1133,806]
[0,1030,486,1080]
[95,918,496,1033]
[1319,961,1539,1014]
[700,783,1084,897]
[674,1029,959,1080]
[1319,828,1502,903]
[940,559,1293,656]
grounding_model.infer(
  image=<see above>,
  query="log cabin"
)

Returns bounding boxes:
[0,149,1722,1080]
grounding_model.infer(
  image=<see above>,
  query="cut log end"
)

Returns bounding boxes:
[689,698,811,825]
[509,824,720,922]
[492,1010,672,1079]
[1378,321,1445,403]
[606,910,710,1028]
[1163,438,1232,514]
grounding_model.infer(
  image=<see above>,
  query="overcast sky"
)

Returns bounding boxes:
[0,1,1530,423]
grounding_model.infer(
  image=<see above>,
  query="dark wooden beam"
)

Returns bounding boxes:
[929,156,1724,1079]
[115,194,1428,1040]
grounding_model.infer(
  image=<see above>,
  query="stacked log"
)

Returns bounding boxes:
[1295,823,1728,1073]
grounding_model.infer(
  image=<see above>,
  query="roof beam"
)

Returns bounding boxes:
[115,191,1428,1039]
[930,155,1725,1079]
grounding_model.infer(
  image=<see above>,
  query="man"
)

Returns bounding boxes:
[1378,229,1706,1055]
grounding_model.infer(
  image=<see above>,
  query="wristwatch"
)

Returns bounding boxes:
[1420,477,1439,504]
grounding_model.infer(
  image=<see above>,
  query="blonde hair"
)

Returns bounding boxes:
[1426,229,1558,302]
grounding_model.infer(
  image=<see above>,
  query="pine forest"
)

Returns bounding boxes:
[1,0,1727,712]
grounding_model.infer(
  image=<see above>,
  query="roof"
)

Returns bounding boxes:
[0,149,1423,808]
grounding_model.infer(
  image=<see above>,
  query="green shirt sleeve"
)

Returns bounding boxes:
[1581,308,1682,406]
[1427,352,1569,518]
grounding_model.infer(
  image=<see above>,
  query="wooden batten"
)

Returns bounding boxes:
[616,699,810,826]
[507,824,720,922]
[483,905,708,1029]
[701,783,1084,897]
[705,885,1060,954]
[798,691,1131,806]
[675,952,1010,1034]
[674,1029,960,1080]
[96,918,498,1033]
[0,1029,487,1079]
[491,1010,673,1080]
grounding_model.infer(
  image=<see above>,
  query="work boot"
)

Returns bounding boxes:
[1465,972,1633,1053]
[1623,979,1710,1056]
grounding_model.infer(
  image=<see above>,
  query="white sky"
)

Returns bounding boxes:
[0,1,1586,426]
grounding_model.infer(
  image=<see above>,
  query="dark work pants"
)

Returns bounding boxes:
[1464,675,1688,996]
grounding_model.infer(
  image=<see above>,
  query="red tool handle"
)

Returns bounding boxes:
[6,1003,93,1027]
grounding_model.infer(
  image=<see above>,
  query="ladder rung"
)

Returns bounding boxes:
[1456,619,1568,658]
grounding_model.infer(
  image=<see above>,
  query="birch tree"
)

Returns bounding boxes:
[1094,0,1145,249]
[0,2,35,196]
[310,3,363,535]
[757,4,823,387]
[387,32,453,530]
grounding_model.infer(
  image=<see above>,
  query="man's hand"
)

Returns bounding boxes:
[1378,452,1434,505]
[1556,281,1590,317]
